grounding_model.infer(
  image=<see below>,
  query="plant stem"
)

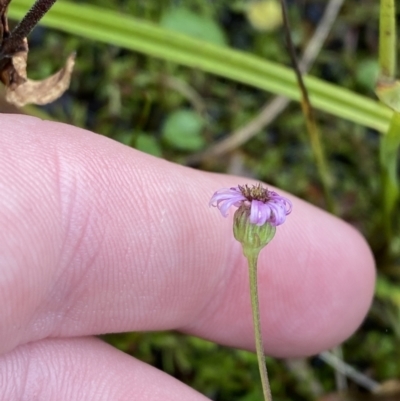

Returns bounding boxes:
[13,0,56,40]
[279,0,335,214]
[375,0,400,251]
[379,0,396,81]
[244,248,272,401]
[380,112,400,242]
[1,0,56,56]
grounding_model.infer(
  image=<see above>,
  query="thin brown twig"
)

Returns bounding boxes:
[280,0,335,212]
[185,0,344,165]
[1,0,57,57]
[11,0,57,44]
[280,1,312,112]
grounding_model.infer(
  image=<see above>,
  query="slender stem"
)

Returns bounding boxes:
[380,112,400,242]
[379,0,396,82]
[375,0,400,252]
[1,0,56,56]
[244,248,272,401]
[12,0,56,41]
[279,0,335,214]
[185,0,345,166]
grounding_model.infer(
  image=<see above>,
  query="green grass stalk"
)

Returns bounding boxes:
[379,0,396,81]
[380,112,400,243]
[376,0,400,249]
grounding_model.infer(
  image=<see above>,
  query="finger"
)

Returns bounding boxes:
[0,337,209,401]
[0,115,375,357]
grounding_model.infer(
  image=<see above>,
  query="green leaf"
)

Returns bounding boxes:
[162,109,205,151]
[160,8,227,46]
[113,131,134,146]
[356,59,379,91]
[8,0,392,132]
[136,134,162,157]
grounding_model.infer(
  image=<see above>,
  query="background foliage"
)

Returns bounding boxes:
[2,0,400,400]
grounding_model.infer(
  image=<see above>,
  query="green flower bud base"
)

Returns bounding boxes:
[233,207,276,252]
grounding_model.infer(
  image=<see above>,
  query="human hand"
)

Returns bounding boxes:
[0,114,375,400]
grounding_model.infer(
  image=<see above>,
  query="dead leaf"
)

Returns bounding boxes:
[0,0,75,107]
[5,49,75,107]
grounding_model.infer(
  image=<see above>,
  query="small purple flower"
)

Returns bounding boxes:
[210,184,292,226]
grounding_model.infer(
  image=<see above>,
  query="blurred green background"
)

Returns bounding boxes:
[2,0,400,400]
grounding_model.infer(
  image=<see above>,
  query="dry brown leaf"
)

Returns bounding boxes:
[0,0,75,107]
[4,47,75,107]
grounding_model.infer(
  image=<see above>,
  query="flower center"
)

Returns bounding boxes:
[238,184,271,203]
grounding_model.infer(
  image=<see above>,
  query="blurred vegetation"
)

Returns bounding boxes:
[2,0,400,400]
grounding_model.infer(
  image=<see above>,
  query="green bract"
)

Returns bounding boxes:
[233,207,276,254]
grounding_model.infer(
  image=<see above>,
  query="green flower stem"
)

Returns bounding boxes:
[379,0,396,81]
[375,0,400,250]
[375,0,400,112]
[243,248,272,401]
[380,111,400,242]
[302,97,335,214]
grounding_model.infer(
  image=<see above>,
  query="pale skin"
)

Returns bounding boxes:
[0,114,375,400]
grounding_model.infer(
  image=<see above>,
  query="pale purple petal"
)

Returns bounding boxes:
[250,194,292,226]
[210,187,246,217]
[250,200,271,226]
[269,192,292,215]
[218,197,241,217]
[210,184,292,226]
[268,203,286,226]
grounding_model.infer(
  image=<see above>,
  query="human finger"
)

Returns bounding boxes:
[0,336,209,401]
[0,115,375,357]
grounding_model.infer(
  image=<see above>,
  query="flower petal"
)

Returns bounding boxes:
[210,184,292,225]
[209,187,246,217]
[250,200,271,226]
